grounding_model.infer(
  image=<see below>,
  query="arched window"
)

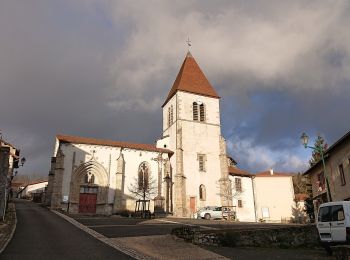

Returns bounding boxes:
[199,184,206,201]
[193,102,198,121]
[138,162,149,191]
[84,173,89,183]
[199,103,205,122]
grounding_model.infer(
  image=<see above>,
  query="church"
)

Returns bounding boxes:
[46,52,241,217]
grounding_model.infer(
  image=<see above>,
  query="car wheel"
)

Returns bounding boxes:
[204,213,211,220]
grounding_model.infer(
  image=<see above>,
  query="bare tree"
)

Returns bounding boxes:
[217,178,243,220]
[218,179,243,204]
[128,162,157,217]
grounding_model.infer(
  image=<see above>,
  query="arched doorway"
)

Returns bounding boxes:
[69,160,108,214]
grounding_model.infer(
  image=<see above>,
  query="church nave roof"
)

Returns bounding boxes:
[56,134,173,154]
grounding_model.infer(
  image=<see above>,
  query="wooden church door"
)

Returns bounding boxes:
[79,186,98,214]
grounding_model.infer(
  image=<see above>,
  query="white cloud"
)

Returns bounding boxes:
[227,136,308,173]
[106,0,350,101]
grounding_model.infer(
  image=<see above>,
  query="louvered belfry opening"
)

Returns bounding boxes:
[199,103,205,122]
[193,102,198,121]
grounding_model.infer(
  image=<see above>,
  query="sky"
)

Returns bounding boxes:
[1,0,349,178]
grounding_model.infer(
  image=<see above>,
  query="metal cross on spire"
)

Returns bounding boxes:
[186,36,192,51]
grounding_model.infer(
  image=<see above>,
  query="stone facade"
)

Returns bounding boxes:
[47,137,173,215]
[304,130,350,208]
[161,87,231,217]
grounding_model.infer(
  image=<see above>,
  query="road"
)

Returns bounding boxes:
[70,215,333,260]
[1,200,133,260]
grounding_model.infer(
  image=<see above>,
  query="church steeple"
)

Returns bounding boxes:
[162,52,219,107]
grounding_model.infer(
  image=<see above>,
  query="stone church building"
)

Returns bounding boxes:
[46,52,234,217]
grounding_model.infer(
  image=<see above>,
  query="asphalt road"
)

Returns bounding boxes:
[1,200,133,260]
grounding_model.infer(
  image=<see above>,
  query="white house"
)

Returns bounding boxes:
[254,169,295,222]
[18,180,48,199]
[228,165,256,222]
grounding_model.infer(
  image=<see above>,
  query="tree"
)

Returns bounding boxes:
[217,177,244,221]
[304,197,315,222]
[309,134,328,167]
[292,173,312,195]
[128,162,157,217]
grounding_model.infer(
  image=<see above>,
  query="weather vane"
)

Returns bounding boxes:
[186,36,192,51]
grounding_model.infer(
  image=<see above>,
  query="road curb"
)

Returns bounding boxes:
[51,210,153,260]
[0,202,17,254]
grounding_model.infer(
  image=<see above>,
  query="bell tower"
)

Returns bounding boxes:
[160,52,231,217]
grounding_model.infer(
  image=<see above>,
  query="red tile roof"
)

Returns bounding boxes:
[255,170,294,177]
[228,166,254,177]
[56,134,173,154]
[162,52,219,106]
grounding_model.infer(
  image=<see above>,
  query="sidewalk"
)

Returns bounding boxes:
[0,201,16,254]
[110,235,228,259]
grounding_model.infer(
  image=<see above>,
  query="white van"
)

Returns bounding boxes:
[317,201,350,246]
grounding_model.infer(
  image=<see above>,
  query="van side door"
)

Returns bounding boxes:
[330,204,346,242]
[318,206,332,242]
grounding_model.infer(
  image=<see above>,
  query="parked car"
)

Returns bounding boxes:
[194,206,225,220]
[317,201,350,253]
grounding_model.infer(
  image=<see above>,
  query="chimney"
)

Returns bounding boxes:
[269,169,274,175]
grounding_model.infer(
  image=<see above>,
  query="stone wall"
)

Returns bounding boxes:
[172,225,320,248]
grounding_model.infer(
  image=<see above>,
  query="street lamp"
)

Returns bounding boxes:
[300,132,332,202]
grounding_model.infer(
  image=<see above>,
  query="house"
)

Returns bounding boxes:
[18,180,48,201]
[254,169,295,222]
[0,138,21,219]
[303,130,350,209]
[228,164,256,222]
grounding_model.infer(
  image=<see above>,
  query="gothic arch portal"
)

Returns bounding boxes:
[69,160,109,214]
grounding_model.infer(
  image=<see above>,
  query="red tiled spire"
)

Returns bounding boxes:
[162,52,219,107]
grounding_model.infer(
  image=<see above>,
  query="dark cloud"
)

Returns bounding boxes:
[1,1,349,177]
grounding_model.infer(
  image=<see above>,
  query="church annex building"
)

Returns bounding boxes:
[46,52,295,220]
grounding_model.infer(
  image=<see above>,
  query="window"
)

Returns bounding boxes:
[193,102,198,121]
[332,205,345,221]
[317,172,325,191]
[318,205,345,222]
[339,164,346,186]
[235,178,242,192]
[138,162,149,190]
[238,200,243,208]
[170,105,173,125]
[199,104,205,122]
[167,107,171,127]
[198,154,205,171]
[318,206,331,222]
[199,185,206,200]
[168,105,174,128]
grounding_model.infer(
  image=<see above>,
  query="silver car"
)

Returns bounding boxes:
[195,206,223,220]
